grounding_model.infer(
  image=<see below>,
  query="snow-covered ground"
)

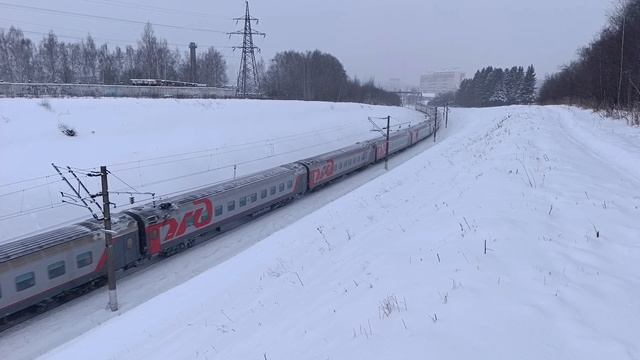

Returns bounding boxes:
[0,98,423,242]
[3,104,639,359]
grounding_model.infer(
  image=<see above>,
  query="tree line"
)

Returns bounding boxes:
[539,0,640,112]
[262,50,400,106]
[431,65,536,107]
[0,24,227,86]
[0,24,399,106]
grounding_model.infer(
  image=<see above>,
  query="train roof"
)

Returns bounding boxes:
[128,163,303,216]
[0,216,135,263]
[298,142,374,165]
[0,224,95,263]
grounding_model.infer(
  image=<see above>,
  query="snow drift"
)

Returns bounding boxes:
[32,105,640,360]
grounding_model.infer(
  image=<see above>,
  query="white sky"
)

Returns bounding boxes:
[0,0,617,86]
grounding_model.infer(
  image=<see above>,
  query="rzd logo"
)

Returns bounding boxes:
[377,144,388,158]
[147,198,213,245]
[309,160,335,187]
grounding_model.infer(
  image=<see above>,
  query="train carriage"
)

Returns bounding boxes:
[0,214,139,318]
[372,129,413,161]
[297,143,376,191]
[409,122,433,144]
[127,163,307,257]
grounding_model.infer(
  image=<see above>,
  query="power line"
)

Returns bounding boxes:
[121,128,370,190]
[72,124,355,173]
[0,21,235,50]
[0,202,71,222]
[80,0,232,21]
[0,128,397,237]
[127,131,372,205]
[20,29,233,50]
[0,121,405,224]
[0,124,356,193]
[108,169,143,194]
[0,213,92,242]
[0,173,60,188]
[0,129,370,222]
[0,180,66,199]
[0,2,228,34]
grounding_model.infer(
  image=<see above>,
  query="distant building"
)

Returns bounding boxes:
[419,71,465,94]
[383,78,404,92]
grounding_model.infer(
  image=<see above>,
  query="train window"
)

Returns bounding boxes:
[362,154,366,161]
[338,162,342,170]
[76,251,93,268]
[261,189,267,199]
[127,237,134,249]
[227,200,236,212]
[250,193,257,202]
[270,186,276,195]
[348,159,352,166]
[47,261,66,280]
[239,196,247,207]
[287,180,293,189]
[15,272,35,292]
[0,284,2,298]
[200,209,210,222]
[279,183,285,192]
[215,205,223,216]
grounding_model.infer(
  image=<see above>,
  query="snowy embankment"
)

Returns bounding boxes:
[0,98,423,242]
[37,106,640,359]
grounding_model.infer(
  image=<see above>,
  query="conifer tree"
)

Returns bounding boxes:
[522,65,536,104]
[489,69,507,106]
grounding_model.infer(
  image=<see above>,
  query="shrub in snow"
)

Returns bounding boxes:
[378,294,407,318]
[38,98,52,111]
[58,123,77,137]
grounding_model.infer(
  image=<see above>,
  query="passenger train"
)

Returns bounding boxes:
[0,118,437,321]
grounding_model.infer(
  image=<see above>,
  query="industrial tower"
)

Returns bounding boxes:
[229,1,265,98]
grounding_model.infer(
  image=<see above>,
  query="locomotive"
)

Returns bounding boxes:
[0,120,436,319]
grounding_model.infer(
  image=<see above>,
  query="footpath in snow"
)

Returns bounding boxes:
[30,105,640,360]
[0,98,423,242]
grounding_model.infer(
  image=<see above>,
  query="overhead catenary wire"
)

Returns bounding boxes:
[0,202,71,222]
[0,179,66,198]
[70,124,356,173]
[123,129,399,207]
[0,120,409,228]
[108,170,141,194]
[0,173,62,188]
[0,127,376,221]
[0,213,93,243]
[0,124,358,197]
[120,128,379,197]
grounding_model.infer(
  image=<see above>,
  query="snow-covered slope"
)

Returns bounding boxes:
[33,105,640,360]
[0,98,423,242]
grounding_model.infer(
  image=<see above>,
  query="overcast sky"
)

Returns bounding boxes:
[0,0,617,87]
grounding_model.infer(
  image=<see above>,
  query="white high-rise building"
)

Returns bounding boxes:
[419,71,465,94]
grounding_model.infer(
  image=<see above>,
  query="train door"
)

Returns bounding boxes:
[113,233,140,268]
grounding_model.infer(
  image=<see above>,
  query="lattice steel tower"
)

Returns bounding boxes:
[229,1,265,98]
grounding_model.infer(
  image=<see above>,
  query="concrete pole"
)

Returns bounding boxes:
[100,166,118,312]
